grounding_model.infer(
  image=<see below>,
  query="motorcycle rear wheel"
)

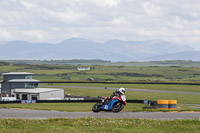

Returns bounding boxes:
[112,102,124,113]
[92,103,101,112]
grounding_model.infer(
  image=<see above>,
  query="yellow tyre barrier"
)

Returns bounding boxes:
[168,100,177,110]
[157,100,169,109]
[157,100,177,110]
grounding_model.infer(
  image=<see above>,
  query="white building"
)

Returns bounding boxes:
[13,88,64,100]
[77,67,90,71]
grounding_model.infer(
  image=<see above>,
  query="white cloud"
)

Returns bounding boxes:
[23,30,50,42]
[0,19,5,25]
[20,0,37,9]
[0,29,11,40]
[42,8,88,24]
[111,17,129,25]
[142,2,163,17]
[90,0,121,7]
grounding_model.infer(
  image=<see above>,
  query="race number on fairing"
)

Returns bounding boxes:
[121,95,126,101]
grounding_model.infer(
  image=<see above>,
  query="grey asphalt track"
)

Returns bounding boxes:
[41,86,200,95]
[0,108,200,120]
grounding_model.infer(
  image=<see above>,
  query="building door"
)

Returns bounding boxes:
[22,94,27,100]
[31,95,37,100]
[16,94,20,100]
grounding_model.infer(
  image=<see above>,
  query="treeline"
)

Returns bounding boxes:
[1,59,111,64]
[1,59,200,66]
[108,72,164,77]
[0,61,10,66]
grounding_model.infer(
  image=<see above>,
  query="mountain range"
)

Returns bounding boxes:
[0,38,199,61]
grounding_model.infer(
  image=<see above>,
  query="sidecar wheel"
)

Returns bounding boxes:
[112,102,124,113]
[92,103,101,112]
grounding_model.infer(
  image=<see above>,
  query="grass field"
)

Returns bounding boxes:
[0,102,199,112]
[0,88,199,112]
[61,87,200,103]
[40,83,200,92]
[0,118,200,133]
[2,62,200,82]
[65,87,200,111]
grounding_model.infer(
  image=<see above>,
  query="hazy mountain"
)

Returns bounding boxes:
[0,38,197,61]
[141,51,200,61]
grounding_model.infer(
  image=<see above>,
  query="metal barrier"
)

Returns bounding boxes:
[0,99,156,104]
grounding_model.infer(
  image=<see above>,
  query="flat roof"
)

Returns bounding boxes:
[14,88,63,94]
[7,79,40,83]
[2,72,34,76]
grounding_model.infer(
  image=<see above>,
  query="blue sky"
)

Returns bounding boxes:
[0,0,200,49]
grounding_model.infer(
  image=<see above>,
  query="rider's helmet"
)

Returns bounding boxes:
[119,87,125,95]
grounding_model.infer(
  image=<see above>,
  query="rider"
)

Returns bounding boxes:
[110,87,126,98]
[104,87,126,104]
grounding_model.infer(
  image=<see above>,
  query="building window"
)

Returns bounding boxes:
[25,83,38,88]
[4,77,8,81]
[11,85,16,89]
[22,94,28,100]
[25,75,32,79]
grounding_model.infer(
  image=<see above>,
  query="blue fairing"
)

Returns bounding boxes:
[100,99,119,111]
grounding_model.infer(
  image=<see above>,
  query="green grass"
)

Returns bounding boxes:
[0,118,200,133]
[69,73,118,81]
[0,101,199,112]
[34,75,68,81]
[0,103,148,112]
[0,66,25,73]
[178,104,200,111]
[39,83,200,105]
[62,87,200,104]
[3,63,200,82]
[22,69,78,75]
[0,103,93,112]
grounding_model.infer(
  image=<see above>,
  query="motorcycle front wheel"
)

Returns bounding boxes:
[92,103,101,112]
[112,102,124,113]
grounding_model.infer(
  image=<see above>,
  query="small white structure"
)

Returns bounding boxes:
[77,67,90,71]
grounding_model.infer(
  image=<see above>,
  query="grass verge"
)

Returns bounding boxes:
[0,118,200,133]
[0,102,199,112]
[63,88,200,104]
[0,103,148,112]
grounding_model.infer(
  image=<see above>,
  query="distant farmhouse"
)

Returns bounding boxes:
[0,72,64,101]
[77,67,90,71]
